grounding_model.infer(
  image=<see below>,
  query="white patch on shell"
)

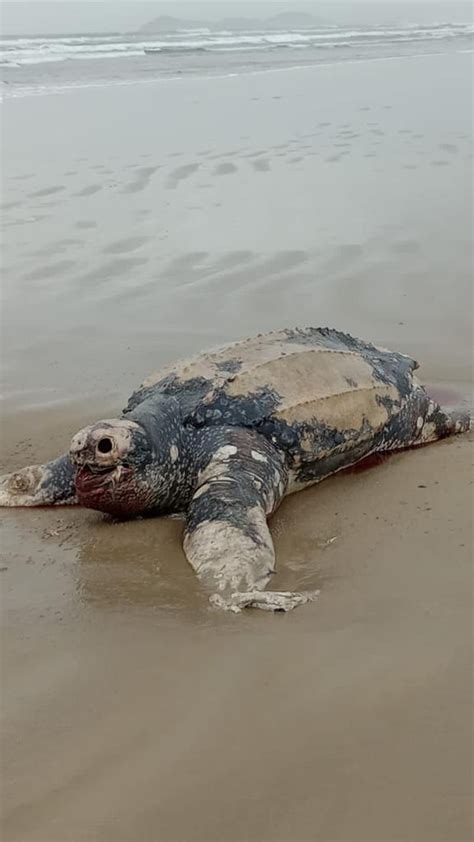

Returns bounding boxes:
[251,450,267,463]
[170,445,179,463]
[416,416,424,430]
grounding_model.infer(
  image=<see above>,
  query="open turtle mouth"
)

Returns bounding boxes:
[75,462,131,494]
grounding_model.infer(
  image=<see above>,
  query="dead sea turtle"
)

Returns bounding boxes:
[0,328,469,612]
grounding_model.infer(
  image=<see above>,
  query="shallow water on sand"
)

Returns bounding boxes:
[1,52,473,842]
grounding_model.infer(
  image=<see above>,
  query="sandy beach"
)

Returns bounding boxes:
[1,48,472,841]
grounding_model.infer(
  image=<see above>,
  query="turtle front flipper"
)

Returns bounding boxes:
[209,589,320,613]
[0,455,77,507]
[183,429,319,612]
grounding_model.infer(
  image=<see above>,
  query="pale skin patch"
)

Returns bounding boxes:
[197,445,238,485]
[192,482,211,499]
[170,444,179,463]
[183,508,274,593]
[251,450,268,462]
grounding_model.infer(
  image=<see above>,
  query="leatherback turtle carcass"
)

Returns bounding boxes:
[0,328,469,612]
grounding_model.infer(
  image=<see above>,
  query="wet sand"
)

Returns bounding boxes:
[1,52,473,841]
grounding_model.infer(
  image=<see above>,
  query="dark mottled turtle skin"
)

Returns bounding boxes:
[0,328,469,612]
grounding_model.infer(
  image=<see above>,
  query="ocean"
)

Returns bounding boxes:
[1,19,473,99]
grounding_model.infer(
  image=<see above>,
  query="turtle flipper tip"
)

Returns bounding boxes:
[209,589,320,613]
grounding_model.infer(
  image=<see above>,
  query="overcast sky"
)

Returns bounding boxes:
[2,1,471,36]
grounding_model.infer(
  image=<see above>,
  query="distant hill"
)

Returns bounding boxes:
[139,12,325,34]
[139,16,202,33]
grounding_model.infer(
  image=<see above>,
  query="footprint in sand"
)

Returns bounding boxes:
[166,163,200,189]
[122,166,161,194]
[244,150,269,159]
[391,240,421,254]
[29,186,65,198]
[24,259,77,281]
[75,220,97,229]
[438,143,458,154]
[75,184,102,197]
[166,250,257,286]
[252,158,270,172]
[192,250,310,294]
[103,236,150,255]
[213,162,237,176]
[337,244,363,259]
[166,252,210,276]
[28,238,82,257]
[78,257,149,285]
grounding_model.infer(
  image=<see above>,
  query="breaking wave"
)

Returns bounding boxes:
[1,22,473,67]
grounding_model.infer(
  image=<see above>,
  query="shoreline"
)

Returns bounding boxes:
[2,46,472,102]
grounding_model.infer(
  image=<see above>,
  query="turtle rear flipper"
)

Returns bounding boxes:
[416,403,471,444]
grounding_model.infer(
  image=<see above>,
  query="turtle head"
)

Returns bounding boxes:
[70,418,160,518]
[70,406,185,518]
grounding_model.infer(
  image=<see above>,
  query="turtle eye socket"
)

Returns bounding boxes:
[97,437,113,454]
